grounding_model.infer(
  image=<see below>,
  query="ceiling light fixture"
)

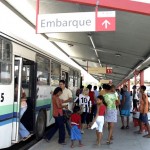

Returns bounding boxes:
[115,53,121,57]
[68,43,74,47]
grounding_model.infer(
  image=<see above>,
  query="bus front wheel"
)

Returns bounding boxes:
[35,110,46,140]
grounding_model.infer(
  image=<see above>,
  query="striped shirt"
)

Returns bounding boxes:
[79,94,92,113]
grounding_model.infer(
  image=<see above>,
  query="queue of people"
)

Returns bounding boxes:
[44,82,150,148]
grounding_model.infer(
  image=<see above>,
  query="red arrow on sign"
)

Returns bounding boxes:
[58,0,150,15]
[102,20,110,29]
[96,11,116,31]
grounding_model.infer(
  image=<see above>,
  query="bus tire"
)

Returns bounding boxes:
[35,110,46,140]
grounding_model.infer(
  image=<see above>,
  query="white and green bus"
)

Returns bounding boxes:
[0,33,81,149]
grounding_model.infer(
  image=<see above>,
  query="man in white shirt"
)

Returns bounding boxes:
[59,80,73,136]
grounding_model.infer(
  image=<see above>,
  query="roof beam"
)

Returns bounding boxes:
[58,0,150,16]
[69,56,133,70]
[113,71,127,76]
[49,37,144,61]
[48,37,90,47]
[106,74,124,79]
[69,56,98,63]
[92,47,144,60]
[101,61,133,70]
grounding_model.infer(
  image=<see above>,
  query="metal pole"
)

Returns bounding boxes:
[87,61,88,72]
[36,0,40,33]
[128,80,130,91]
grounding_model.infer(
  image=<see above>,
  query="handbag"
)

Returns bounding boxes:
[63,109,72,122]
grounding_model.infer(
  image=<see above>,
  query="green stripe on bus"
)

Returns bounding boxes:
[0,104,13,115]
[13,104,19,112]
[36,99,51,107]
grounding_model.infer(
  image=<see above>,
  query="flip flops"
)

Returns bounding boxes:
[110,136,114,140]
[70,145,74,148]
[120,126,125,129]
[134,131,142,134]
[22,134,32,141]
[143,134,150,138]
[106,141,113,145]
[79,144,84,147]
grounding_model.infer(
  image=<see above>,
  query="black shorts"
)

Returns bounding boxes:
[81,112,88,124]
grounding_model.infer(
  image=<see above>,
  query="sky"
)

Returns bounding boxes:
[144,67,150,81]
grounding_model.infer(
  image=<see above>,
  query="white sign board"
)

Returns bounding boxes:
[100,79,110,84]
[37,11,116,33]
[88,67,106,74]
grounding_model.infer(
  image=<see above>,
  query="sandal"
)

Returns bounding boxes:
[22,134,32,141]
[106,141,112,145]
[120,126,125,130]
[143,134,150,138]
[70,145,74,148]
[79,144,84,147]
[96,142,101,146]
[87,124,91,129]
[134,131,142,134]
[110,136,114,140]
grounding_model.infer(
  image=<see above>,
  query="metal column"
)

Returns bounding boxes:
[128,80,130,91]
[140,70,144,86]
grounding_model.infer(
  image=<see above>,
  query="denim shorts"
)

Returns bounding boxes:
[139,113,148,124]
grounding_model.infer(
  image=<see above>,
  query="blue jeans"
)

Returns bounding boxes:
[19,106,30,138]
[65,119,71,136]
[63,110,71,136]
[46,116,65,143]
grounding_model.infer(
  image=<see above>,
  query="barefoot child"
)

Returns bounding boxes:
[70,106,83,148]
[92,95,106,145]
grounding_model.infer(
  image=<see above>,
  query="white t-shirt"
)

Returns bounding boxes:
[133,91,138,99]
[79,94,91,113]
[115,92,119,99]
[59,88,73,111]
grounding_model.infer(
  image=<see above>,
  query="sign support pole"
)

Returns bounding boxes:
[36,0,40,33]
[128,80,130,91]
[95,0,100,31]
[87,61,88,73]
[134,74,137,86]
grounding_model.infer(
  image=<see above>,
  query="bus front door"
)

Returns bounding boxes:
[12,57,23,143]
[12,57,37,143]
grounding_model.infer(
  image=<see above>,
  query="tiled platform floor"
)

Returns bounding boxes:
[29,116,150,150]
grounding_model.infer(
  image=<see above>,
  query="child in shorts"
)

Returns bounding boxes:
[70,106,84,148]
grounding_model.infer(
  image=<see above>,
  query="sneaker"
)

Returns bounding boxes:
[120,126,125,130]
[59,142,67,145]
[45,138,50,143]
[81,130,84,134]
[22,134,32,141]
[134,131,142,134]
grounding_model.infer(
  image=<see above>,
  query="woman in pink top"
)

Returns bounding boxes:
[45,87,68,144]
